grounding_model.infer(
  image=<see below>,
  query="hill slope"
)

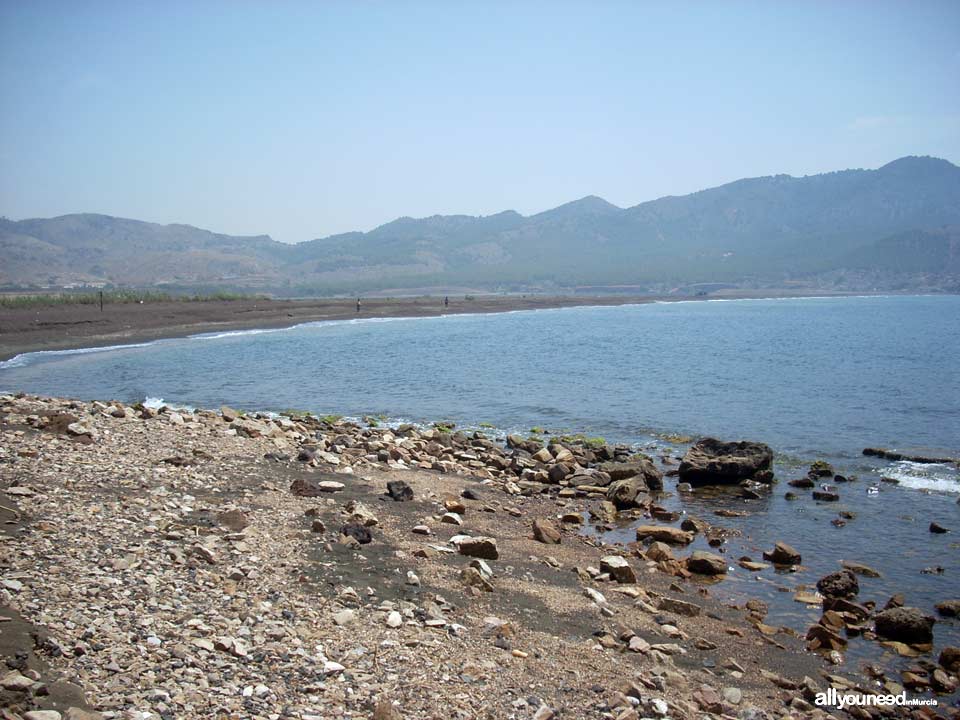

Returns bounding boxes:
[3,156,959,292]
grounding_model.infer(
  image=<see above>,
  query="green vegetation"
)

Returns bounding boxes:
[279,408,313,419]
[556,433,607,448]
[478,422,495,429]
[0,290,265,308]
[318,414,342,425]
[529,426,546,435]
[433,421,455,433]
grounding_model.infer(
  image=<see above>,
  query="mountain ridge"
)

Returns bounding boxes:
[3,156,959,293]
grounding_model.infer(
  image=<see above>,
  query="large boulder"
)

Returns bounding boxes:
[816,570,859,599]
[599,455,664,492]
[678,438,774,486]
[874,606,936,644]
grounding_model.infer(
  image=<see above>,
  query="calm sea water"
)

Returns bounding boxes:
[2,295,959,680]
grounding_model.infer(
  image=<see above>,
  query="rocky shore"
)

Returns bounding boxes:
[0,394,957,720]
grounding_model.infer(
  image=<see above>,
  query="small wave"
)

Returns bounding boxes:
[141,396,197,413]
[878,461,960,494]
[0,341,156,370]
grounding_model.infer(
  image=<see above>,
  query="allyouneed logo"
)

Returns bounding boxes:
[814,687,938,709]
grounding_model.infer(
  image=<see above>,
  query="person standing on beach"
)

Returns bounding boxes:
[356,298,361,313]
[444,295,448,308]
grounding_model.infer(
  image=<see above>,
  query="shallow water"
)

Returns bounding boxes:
[2,294,959,687]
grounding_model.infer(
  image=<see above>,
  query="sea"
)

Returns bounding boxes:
[2,294,959,682]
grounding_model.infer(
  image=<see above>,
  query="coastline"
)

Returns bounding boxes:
[0,290,885,363]
[1,393,957,719]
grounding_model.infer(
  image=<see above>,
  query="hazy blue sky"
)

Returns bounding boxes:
[2,1,958,242]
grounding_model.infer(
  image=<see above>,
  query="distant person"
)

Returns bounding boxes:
[356,298,361,313]
[444,295,449,307]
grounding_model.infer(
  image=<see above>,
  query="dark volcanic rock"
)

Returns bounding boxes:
[874,606,936,644]
[677,438,774,486]
[929,522,950,534]
[386,480,414,502]
[816,570,859,599]
[340,523,372,544]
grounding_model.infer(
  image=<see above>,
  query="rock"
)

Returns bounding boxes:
[809,460,834,477]
[628,635,650,653]
[680,516,708,534]
[816,570,859,599]
[386,611,403,627]
[600,456,664,491]
[345,500,378,526]
[220,405,239,421]
[290,475,346,497]
[386,480,414,501]
[24,712,63,720]
[1,670,34,690]
[874,606,935,644]
[645,541,674,562]
[373,700,403,720]
[584,587,607,605]
[412,524,431,535]
[333,609,356,625]
[457,536,499,560]
[812,490,840,502]
[532,706,555,720]
[461,566,494,592]
[722,687,743,706]
[600,556,638,584]
[939,646,960,672]
[340,523,372,544]
[658,597,702,617]
[61,711,102,720]
[677,438,774,486]
[63,710,104,720]
[840,561,881,578]
[311,519,326,532]
[636,525,694,545]
[686,551,727,576]
[441,512,463,525]
[606,477,649,509]
[763,541,801,565]
[936,599,960,617]
[216,509,249,531]
[930,522,950,533]
[405,570,420,586]
[532,518,562,544]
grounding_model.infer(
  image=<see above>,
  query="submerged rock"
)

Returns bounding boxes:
[874,606,935,644]
[677,438,774,486]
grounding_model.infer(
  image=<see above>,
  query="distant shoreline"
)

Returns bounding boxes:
[0,290,893,363]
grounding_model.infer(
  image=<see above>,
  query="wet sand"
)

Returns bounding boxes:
[0,296,660,362]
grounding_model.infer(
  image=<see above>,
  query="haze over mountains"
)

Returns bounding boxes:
[2,156,959,295]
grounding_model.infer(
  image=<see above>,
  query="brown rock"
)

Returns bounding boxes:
[686,550,727,576]
[635,525,694,545]
[532,519,562,544]
[763,541,801,565]
[458,536,499,560]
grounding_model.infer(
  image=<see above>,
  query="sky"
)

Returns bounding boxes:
[1,1,958,243]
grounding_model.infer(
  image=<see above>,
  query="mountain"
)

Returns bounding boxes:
[3,156,959,293]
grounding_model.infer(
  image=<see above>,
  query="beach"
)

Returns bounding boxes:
[1,394,957,719]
